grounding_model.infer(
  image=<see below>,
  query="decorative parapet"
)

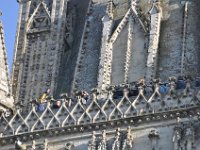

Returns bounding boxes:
[1,77,200,144]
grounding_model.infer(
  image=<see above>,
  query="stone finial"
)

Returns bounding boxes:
[102,130,107,142]
[138,79,145,95]
[153,78,161,96]
[107,86,114,99]
[126,126,133,148]
[91,88,98,100]
[123,85,129,97]
[131,0,137,7]
[168,76,177,96]
[44,139,48,150]
[31,140,36,150]
[92,131,96,143]
[183,76,192,96]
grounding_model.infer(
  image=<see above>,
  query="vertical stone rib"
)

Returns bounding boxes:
[98,2,114,89]
[0,22,10,94]
[0,20,14,110]
[146,2,161,80]
[11,2,23,100]
[124,17,133,83]
[18,1,31,103]
[181,1,188,75]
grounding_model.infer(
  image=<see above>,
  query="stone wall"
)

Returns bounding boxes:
[157,0,200,79]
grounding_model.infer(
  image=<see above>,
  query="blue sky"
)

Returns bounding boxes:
[0,1,18,72]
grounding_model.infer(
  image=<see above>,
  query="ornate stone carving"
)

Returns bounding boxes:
[88,131,96,150]
[122,127,133,150]
[112,128,121,150]
[98,130,107,150]
[173,126,182,150]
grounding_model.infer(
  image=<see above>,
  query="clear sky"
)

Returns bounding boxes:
[0,0,19,72]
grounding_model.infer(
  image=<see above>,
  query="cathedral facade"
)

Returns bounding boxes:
[1,0,200,149]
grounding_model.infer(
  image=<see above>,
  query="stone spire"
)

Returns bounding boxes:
[0,12,14,112]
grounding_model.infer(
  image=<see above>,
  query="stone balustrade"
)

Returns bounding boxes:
[0,76,200,141]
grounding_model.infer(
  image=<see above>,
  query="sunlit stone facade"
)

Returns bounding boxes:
[1,0,200,149]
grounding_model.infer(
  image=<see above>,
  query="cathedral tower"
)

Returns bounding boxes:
[1,0,200,150]
[12,0,77,104]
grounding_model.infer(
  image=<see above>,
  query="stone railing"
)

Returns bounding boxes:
[1,77,200,139]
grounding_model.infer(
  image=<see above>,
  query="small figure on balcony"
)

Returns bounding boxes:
[31,89,51,112]
[38,89,51,104]
[81,90,89,104]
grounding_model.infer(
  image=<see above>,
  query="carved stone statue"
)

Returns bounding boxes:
[168,77,177,97]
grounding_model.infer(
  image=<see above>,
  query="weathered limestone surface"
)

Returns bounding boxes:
[1,79,200,149]
[1,0,200,149]
[156,0,200,79]
[56,0,90,94]
[0,20,14,112]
